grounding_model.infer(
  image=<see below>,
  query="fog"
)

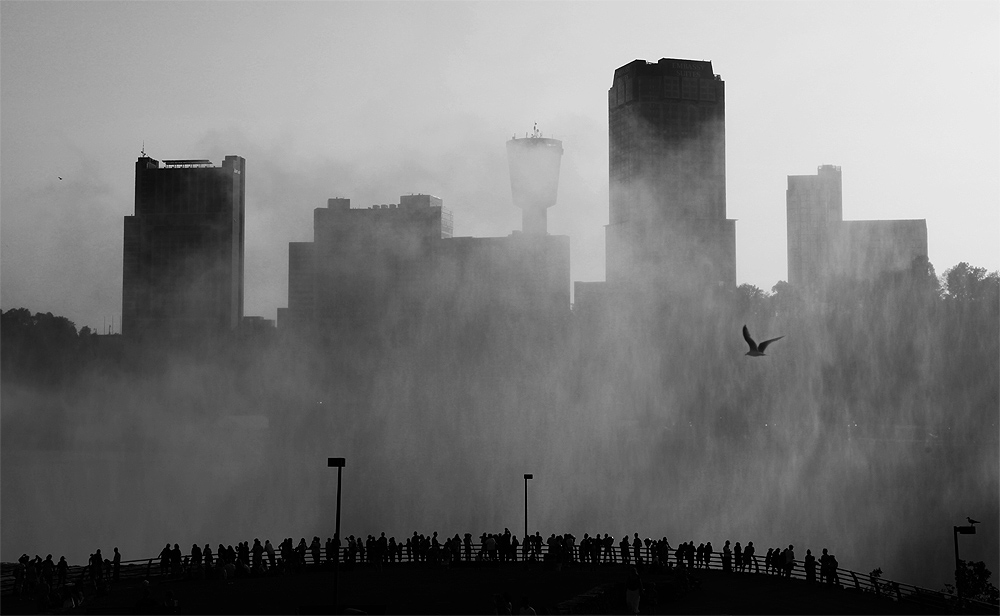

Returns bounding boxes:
[3,183,997,594]
[2,3,997,592]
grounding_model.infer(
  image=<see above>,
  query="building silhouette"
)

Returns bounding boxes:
[278,193,570,338]
[606,58,736,295]
[122,155,245,338]
[787,164,927,292]
[280,194,453,335]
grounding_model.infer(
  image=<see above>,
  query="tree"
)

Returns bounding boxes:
[944,560,1000,605]
[768,280,799,315]
[735,283,768,318]
[942,262,999,304]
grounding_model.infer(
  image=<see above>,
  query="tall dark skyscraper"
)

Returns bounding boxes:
[606,58,736,296]
[122,155,245,338]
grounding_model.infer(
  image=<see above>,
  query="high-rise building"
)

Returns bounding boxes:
[787,164,927,291]
[606,58,736,295]
[278,193,570,336]
[280,195,453,334]
[122,155,245,338]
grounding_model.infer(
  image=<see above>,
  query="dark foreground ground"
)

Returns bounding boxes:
[0,562,967,615]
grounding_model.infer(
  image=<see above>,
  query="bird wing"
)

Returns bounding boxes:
[758,336,784,352]
[742,325,757,352]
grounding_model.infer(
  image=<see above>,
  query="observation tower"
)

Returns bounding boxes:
[506,124,563,235]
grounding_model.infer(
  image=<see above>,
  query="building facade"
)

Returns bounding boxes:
[606,58,736,295]
[281,194,453,334]
[122,155,245,338]
[278,194,570,338]
[787,164,927,291]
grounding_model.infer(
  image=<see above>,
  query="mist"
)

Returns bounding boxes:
[2,2,997,594]
[3,227,997,595]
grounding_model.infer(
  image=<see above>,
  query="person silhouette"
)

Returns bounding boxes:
[804,549,816,582]
[745,541,758,573]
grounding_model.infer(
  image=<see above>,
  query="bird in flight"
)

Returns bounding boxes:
[968,517,981,525]
[58,177,63,180]
[743,325,783,357]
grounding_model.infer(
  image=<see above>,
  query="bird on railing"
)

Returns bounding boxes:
[742,325,784,357]
[967,517,981,525]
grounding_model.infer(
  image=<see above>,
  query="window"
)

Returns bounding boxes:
[700,79,716,101]
[681,78,697,100]
[663,76,680,99]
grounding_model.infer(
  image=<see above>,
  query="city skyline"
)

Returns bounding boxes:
[2,2,997,331]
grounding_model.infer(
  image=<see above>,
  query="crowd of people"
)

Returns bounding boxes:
[6,529,843,611]
[9,547,123,610]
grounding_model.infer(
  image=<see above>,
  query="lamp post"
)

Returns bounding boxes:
[953,522,976,602]
[328,458,345,610]
[523,474,533,539]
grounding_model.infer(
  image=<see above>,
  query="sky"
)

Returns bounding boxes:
[2,1,998,330]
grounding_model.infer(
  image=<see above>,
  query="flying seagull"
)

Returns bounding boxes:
[743,324,784,357]
[968,517,981,525]
[58,177,63,180]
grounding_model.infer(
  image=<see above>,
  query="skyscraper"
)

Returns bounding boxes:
[122,155,245,338]
[606,58,736,295]
[787,164,927,292]
[278,192,570,337]
[281,195,452,335]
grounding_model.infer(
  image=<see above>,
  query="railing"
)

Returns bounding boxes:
[3,543,997,614]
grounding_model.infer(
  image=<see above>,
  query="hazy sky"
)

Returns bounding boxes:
[2,1,997,329]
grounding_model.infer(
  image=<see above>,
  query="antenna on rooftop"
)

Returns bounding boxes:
[140,141,146,157]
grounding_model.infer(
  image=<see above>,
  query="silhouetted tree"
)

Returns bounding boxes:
[944,560,1000,606]
[735,283,768,319]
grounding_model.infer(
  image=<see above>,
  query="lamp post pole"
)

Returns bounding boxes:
[329,458,345,610]
[523,474,533,539]
[953,523,976,603]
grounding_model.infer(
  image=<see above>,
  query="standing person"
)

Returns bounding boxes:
[42,555,55,587]
[734,542,743,572]
[784,545,795,578]
[190,544,202,576]
[92,549,104,585]
[311,537,323,566]
[252,539,264,571]
[804,549,816,582]
[159,544,171,575]
[704,542,714,569]
[620,535,631,565]
[265,540,276,570]
[170,544,181,576]
[722,541,732,573]
[745,541,758,573]
[203,544,214,574]
[56,557,68,587]
[112,548,121,582]
[632,534,642,566]
[625,567,643,615]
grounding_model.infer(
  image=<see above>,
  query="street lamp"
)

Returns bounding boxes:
[523,474,533,539]
[953,522,976,602]
[328,458,345,609]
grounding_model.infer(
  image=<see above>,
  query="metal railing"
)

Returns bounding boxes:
[3,543,997,613]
